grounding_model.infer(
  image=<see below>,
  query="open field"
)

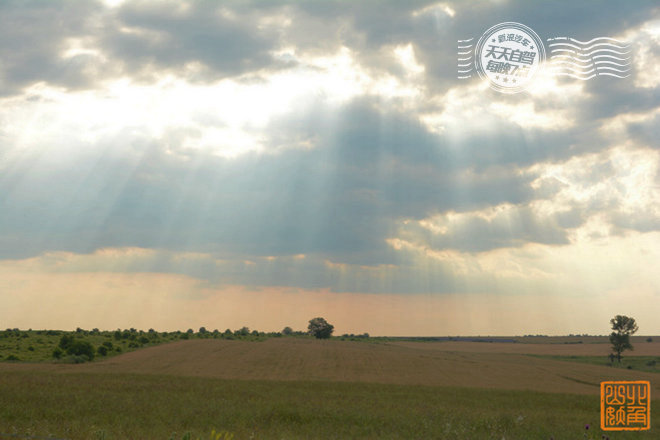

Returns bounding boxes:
[43,338,660,394]
[389,338,660,355]
[1,337,658,439]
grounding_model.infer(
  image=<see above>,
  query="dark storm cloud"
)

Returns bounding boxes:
[281,0,659,95]
[0,0,104,96]
[99,1,286,81]
[0,0,288,95]
[1,0,657,99]
[628,113,660,149]
[398,206,573,254]
[0,98,546,263]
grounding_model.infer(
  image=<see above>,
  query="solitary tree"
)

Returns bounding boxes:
[609,315,638,362]
[308,317,334,339]
[282,326,293,336]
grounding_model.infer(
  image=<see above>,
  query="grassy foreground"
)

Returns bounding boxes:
[0,371,658,439]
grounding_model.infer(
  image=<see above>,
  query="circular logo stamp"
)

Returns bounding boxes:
[474,22,546,93]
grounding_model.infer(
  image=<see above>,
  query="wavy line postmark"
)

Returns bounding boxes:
[458,22,632,93]
[547,37,631,80]
[457,38,474,79]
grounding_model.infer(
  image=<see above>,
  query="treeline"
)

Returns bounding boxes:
[0,326,321,364]
[1,322,374,364]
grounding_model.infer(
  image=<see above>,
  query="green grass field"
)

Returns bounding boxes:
[1,370,657,440]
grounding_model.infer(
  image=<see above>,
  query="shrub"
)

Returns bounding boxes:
[97,345,108,356]
[138,336,149,345]
[128,341,139,348]
[647,337,653,342]
[59,334,74,350]
[52,347,64,359]
[66,340,95,360]
[6,354,20,361]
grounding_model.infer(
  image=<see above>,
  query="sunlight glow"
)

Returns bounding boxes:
[393,44,425,76]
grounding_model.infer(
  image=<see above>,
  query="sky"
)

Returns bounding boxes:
[1,0,659,336]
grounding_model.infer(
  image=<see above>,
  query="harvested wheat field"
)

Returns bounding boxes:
[3,338,655,396]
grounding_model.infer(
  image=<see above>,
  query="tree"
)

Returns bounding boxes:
[308,317,334,339]
[282,326,293,336]
[58,334,74,350]
[66,340,95,360]
[236,327,250,336]
[609,315,638,362]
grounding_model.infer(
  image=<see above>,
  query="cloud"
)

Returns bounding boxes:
[98,1,288,81]
[0,0,105,95]
[627,112,660,149]
[0,0,659,306]
[398,204,572,253]
[0,96,547,264]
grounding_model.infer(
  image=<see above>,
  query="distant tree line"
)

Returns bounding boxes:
[1,317,367,363]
